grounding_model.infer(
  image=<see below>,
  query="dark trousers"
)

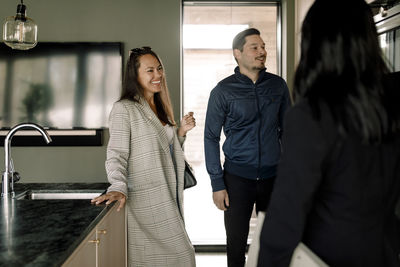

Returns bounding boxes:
[224,171,275,267]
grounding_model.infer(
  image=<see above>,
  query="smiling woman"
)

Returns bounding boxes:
[137,54,164,102]
[91,47,197,266]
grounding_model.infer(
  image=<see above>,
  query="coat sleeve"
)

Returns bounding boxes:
[176,129,186,147]
[105,102,130,197]
[204,87,227,192]
[257,105,328,267]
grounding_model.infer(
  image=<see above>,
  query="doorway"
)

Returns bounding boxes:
[182,2,280,246]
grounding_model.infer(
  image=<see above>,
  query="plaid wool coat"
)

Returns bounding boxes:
[106,98,196,267]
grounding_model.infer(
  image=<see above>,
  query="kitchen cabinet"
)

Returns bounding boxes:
[62,229,98,267]
[97,203,126,267]
[62,203,126,267]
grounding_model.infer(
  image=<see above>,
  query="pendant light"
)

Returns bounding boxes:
[3,0,37,50]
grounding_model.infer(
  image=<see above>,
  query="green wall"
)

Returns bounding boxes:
[0,0,295,183]
[0,0,182,183]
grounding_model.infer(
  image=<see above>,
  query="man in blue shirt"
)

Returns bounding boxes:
[204,28,290,267]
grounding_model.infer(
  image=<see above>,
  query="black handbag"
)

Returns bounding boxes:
[184,160,197,189]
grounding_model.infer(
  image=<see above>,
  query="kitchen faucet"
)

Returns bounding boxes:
[1,123,52,198]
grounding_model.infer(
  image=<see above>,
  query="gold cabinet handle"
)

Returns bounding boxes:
[88,239,100,244]
[97,229,107,235]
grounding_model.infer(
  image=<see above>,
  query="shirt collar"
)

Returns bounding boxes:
[234,66,267,84]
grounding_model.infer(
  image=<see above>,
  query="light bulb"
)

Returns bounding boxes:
[3,3,37,50]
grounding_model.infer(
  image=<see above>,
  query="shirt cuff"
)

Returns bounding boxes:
[211,178,226,192]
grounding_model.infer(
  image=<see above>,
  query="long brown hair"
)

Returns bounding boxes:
[120,46,175,126]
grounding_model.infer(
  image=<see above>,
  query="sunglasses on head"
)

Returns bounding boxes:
[130,46,152,55]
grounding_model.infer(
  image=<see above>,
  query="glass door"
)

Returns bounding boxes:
[375,4,400,72]
[182,2,280,246]
[379,27,400,71]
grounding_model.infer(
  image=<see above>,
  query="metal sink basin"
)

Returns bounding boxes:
[15,189,104,200]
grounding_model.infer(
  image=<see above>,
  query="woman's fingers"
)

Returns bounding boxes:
[177,112,196,136]
[91,194,106,204]
[117,197,126,211]
[91,191,126,206]
[183,112,196,128]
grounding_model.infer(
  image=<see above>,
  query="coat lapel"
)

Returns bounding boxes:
[134,98,186,217]
[135,98,170,156]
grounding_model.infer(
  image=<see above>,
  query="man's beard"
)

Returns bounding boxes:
[252,65,265,71]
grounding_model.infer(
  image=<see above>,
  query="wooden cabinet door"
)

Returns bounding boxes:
[97,204,126,267]
[62,228,97,267]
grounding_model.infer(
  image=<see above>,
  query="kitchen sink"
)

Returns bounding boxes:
[15,189,105,200]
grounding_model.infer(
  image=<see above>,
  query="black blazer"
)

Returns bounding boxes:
[257,98,400,267]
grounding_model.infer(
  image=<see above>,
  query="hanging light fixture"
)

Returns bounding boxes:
[3,0,37,50]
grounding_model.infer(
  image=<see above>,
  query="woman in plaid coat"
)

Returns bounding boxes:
[92,47,196,267]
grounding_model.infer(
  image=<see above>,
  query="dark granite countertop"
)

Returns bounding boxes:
[0,183,111,267]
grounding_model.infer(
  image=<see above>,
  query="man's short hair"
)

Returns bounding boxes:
[232,28,261,51]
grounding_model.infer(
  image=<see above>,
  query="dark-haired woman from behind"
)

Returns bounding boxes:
[256,0,400,266]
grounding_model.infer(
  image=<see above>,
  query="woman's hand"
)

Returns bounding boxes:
[91,191,126,211]
[178,111,196,137]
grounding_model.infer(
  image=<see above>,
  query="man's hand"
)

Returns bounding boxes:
[213,189,229,211]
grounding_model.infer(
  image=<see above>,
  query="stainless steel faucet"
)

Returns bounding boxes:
[1,123,52,198]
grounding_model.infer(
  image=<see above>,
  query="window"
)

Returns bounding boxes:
[183,2,280,245]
